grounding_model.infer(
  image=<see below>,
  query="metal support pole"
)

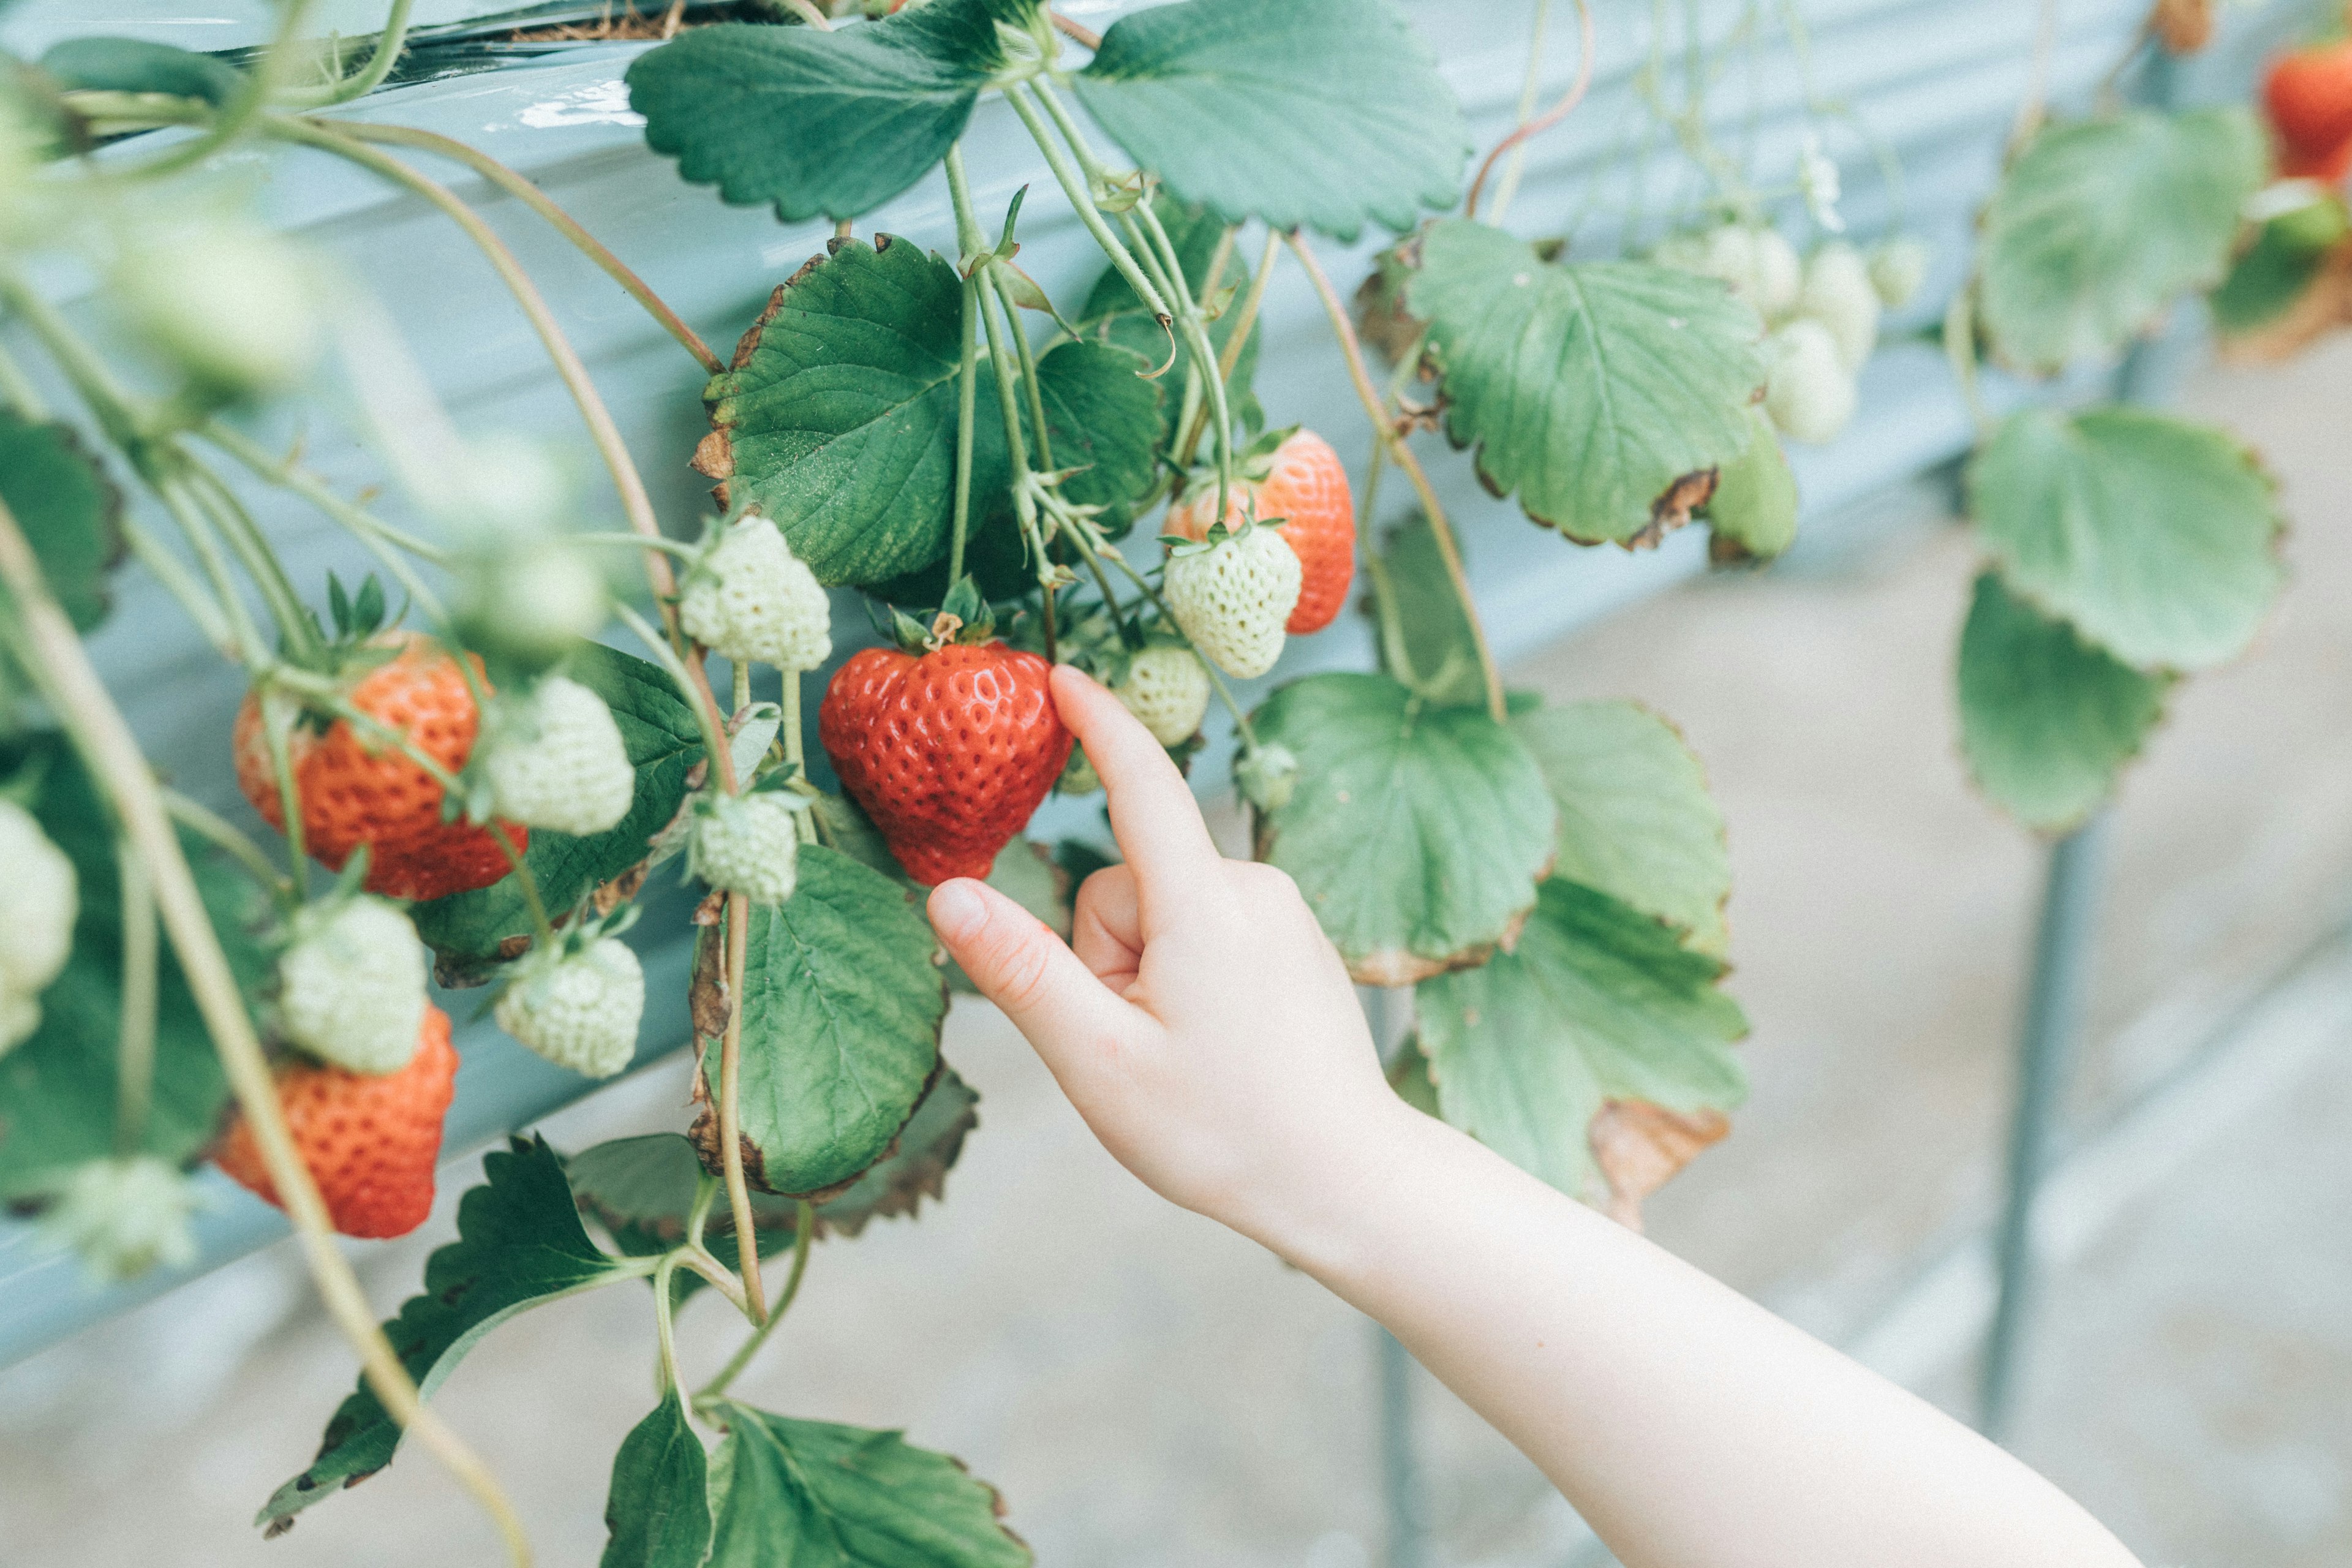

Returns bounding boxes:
[1978,812,2109,1439]
[1379,1325,1428,1568]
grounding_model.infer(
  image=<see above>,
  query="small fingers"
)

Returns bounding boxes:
[1052,665,1223,898]
[929,878,1133,1067]
[1071,865,1144,989]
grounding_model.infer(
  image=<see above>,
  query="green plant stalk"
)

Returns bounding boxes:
[0,336,51,422]
[1167,226,1236,446]
[1355,322,1431,548]
[1001,271,1057,477]
[1773,0,1906,227]
[325,121,723,373]
[151,477,271,669]
[717,892,767,1322]
[651,1253,684,1393]
[944,146,989,587]
[1177,227,1278,469]
[731,661,751,716]
[271,118,694,666]
[973,272,1057,657]
[1487,0,1553,225]
[182,462,324,663]
[161,786,293,900]
[1943,287,1990,438]
[116,514,237,655]
[253,686,312,901]
[686,1170,721,1253]
[1003,85,1173,325]
[697,1197,816,1403]
[126,0,317,181]
[1129,200,1235,516]
[1284,232,1506,724]
[0,494,534,1568]
[781,673,813,846]
[111,839,159,1156]
[201,422,453,618]
[276,0,418,109]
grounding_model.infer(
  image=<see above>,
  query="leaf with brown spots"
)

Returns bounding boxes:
[1590,1100,1731,1229]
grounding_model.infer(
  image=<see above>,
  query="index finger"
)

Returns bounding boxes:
[1051,663,1224,895]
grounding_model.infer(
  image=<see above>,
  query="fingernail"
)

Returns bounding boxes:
[929,879,986,943]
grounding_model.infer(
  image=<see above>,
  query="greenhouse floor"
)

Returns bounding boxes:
[2,335,2350,1567]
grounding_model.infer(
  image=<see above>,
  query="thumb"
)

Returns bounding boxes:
[929,878,1135,1065]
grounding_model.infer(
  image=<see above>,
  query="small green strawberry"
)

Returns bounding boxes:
[494,922,646,1079]
[1164,522,1300,680]
[1796,241,1880,371]
[0,798,77,1054]
[478,674,635,837]
[690,791,802,907]
[1868,235,1931,309]
[277,892,428,1075]
[1763,318,1856,445]
[1235,742,1300,812]
[1114,645,1213,746]
[680,514,832,672]
[37,1156,203,1284]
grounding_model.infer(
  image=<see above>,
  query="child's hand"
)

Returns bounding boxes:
[927,665,1403,1246]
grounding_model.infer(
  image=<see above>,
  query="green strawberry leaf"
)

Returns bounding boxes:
[722,845,947,1195]
[1077,195,1262,440]
[0,413,123,633]
[601,1394,712,1568]
[1250,672,1555,985]
[1071,0,1470,241]
[1366,514,1485,709]
[1404,221,1765,544]
[626,0,1044,224]
[704,1402,1030,1567]
[0,734,269,1199]
[1956,571,2173,834]
[1512,700,1731,958]
[39,37,245,104]
[2210,213,2334,336]
[570,1066,980,1251]
[412,641,704,984]
[1414,879,1748,1198]
[260,1136,641,1531]
[1969,407,2283,672]
[1977,107,2265,373]
[1703,405,1798,563]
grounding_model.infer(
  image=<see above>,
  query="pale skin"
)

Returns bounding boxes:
[927,665,2144,1568]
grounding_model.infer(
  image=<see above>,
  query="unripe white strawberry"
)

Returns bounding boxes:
[1763,318,1857,444]
[495,934,645,1079]
[0,799,77,1053]
[1114,645,1212,745]
[1165,524,1300,680]
[1868,235,1931,309]
[1658,224,1801,321]
[1235,742,1300,812]
[457,539,609,673]
[38,1156,202,1284]
[1796,241,1880,371]
[690,792,801,906]
[116,221,325,396]
[680,515,832,672]
[481,675,635,837]
[1749,227,1803,319]
[277,894,428,1074]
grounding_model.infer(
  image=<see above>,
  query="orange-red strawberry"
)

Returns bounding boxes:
[233,630,524,903]
[1166,428,1356,635]
[820,641,1071,886]
[214,1003,459,1238]
[2282,136,2352,184]
[2266,42,2352,165]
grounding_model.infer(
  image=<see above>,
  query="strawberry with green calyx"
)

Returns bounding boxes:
[679,512,833,673]
[493,911,646,1079]
[214,1002,459,1238]
[233,580,526,902]
[1112,643,1213,747]
[37,1156,203,1284]
[1165,428,1357,634]
[1163,519,1300,680]
[473,673,635,838]
[819,578,1072,886]
[1796,241,1880,371]
[276,881,428,1076]
[690,786,805,906]
[1763,318,1857,445]
[1235,742,1300,812]
[0,796,76,1053]
[1868,235,1931,309]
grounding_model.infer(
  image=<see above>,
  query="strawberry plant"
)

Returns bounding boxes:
[0,0,2313,1560]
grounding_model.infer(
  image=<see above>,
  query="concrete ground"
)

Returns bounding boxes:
[2,333,2348,1566]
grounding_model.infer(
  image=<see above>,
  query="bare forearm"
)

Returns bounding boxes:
[1248,1106,2142,1568]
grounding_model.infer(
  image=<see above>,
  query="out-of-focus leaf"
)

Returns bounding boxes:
[39,38,244,104]
[0,413,121,633]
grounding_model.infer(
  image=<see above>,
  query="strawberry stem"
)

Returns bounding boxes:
[651,1254,685,1393]
[1285,231,1509,725]
[273,0,416,108]
[159,786,295,902]
[111,839,159,1157]
[718,892,768,1322]
[0,492,535,1568]
[696,1197,817,1403]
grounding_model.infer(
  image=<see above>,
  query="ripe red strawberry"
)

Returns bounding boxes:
[820,641,1072,885]
[2281,137,2352,184]
[1166,428,1356,635]
[214,1003,459,1238]
[2266,42,2352,164]
[233,630,525,903]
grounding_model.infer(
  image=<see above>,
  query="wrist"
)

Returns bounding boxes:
[1223,1093,1459,1283]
